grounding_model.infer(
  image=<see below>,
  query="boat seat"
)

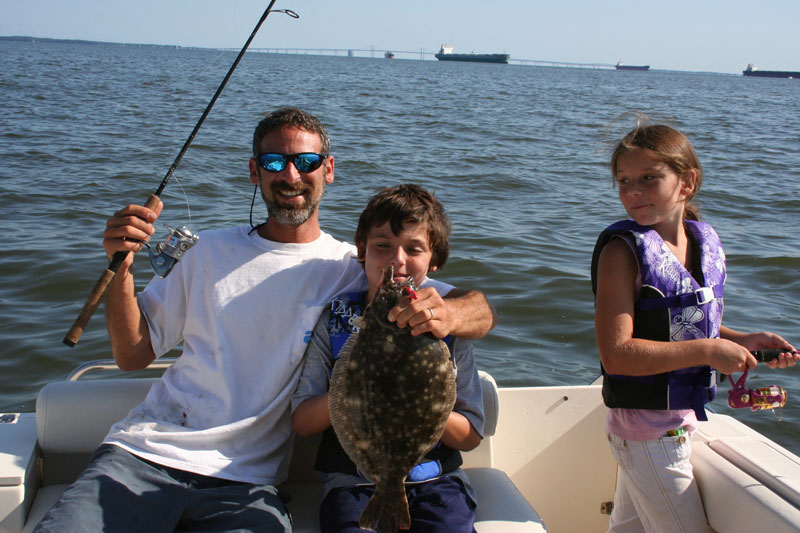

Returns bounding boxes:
[24,370,545,532]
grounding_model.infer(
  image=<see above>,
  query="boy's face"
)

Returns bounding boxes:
[363,221,435,301]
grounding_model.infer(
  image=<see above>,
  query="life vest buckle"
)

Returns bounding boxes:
[695,286,714,305]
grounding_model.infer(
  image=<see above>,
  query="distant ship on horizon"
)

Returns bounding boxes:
[743,63,799,79]
[434,44,509,64]
[615,62,650,71]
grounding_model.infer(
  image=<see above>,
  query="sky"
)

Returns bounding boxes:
[3,0,799,74]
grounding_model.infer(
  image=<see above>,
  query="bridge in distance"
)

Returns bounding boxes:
[222,47,617,69]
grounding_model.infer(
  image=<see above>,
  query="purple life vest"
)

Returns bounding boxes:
[591,219,726,421]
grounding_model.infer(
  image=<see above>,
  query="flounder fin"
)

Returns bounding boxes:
[328,331,376,481]
[329,330,357,440]
[359,480,411,532]
[442,341,457,412]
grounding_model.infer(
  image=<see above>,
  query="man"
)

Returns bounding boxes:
[36,108,495,532]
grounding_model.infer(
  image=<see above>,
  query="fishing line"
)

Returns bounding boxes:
[172,173,193,232]
[64,2,300,347]
[248,183,263,235]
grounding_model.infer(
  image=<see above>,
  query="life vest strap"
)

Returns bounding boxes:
[637,284,723,311]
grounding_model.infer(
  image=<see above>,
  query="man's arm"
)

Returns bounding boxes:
[388,288,497,340]
[103,203,161,371]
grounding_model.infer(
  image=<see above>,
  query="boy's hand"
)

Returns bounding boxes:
[388,287,452,338]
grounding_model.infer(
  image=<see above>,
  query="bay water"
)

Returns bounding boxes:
[1,39,798,454]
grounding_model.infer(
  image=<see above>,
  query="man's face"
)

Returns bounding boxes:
[249,125,334,227]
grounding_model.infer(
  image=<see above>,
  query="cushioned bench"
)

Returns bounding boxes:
[22,370,545,532]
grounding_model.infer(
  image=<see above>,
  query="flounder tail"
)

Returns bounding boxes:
[359,481,411,532]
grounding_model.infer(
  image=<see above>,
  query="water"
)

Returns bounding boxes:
[2,39,799,454]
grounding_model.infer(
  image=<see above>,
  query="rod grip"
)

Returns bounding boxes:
[143,194,161,210]
[63,194,160,347]
[751,348,798,362]
[63,261,122,347]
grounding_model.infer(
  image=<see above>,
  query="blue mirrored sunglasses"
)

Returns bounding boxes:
[257,152,327,173]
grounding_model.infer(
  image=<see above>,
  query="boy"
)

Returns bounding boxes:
[291,184,484,532]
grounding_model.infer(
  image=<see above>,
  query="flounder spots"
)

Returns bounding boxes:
[327,270,456,532]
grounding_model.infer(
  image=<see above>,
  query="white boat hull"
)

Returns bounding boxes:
[2,364,799,532]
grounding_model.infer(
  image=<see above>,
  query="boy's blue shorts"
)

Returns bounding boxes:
[319,475,476,533]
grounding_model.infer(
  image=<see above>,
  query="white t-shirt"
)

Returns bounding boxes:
[103,225,367,485]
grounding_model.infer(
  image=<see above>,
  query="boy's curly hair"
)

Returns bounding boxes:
[355,184,450,270]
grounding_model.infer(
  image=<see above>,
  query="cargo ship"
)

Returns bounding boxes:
[743,63,800,79]
[434,44,509,64]
[615,62,650,71]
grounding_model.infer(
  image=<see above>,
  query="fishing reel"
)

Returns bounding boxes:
[144,224,199,278]
[727,367,787,412]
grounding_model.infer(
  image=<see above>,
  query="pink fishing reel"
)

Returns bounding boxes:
[727,368,787,411]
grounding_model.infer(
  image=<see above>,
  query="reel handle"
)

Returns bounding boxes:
[63,194,160,347]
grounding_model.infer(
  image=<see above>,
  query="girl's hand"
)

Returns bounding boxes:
[753,333,798,369]
[726,331,797,370]
[765,350,800,369]
[708,339,757,374]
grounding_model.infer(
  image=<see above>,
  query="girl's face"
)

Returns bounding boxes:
[615,150,695,229]
[363,221,435,301]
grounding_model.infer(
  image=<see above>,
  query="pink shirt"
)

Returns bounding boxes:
[606,408,698,441]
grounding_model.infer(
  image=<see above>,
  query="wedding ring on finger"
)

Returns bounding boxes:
[428,308,435,319]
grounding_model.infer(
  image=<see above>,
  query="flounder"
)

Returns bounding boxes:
[328,265,456,532]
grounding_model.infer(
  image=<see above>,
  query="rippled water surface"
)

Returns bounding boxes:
[1,40,799,453]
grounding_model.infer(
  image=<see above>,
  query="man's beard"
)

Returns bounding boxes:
[262,182,324,226]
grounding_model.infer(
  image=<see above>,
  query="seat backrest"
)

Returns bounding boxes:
[36,370,500,483]
[36,378,156,485]
[37,379,156,455]
[478,370,499,437]
[460,370,498,468]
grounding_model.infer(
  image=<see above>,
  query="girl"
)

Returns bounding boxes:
[591,121,797,532]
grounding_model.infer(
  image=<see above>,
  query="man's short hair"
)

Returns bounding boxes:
[355,184,451,270]
[252,107,330,156]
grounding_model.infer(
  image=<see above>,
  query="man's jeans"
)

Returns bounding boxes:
[34,444,291,532]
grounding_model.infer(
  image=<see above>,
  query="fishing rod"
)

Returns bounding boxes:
[63,1,299,347]
[752,348,798,362]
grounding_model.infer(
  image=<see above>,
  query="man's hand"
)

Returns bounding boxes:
[103,201,162,370]
[388,288,496,339]
[103,201,163,269]
[388,287,451,337]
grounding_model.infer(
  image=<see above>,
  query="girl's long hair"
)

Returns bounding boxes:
[611,121,703,221]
